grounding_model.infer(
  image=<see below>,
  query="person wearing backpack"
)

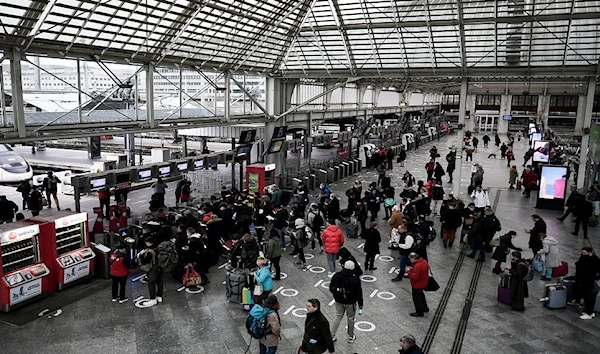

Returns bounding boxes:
[300,298,335,354]
[307,204,325,252]
[246,294,281,354]
[362,222,381,271]
[139,237,163,307]
[110,244,130,303]
[329,261,364,344]
[505,251,529,312]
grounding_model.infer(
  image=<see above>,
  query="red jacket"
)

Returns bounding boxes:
[321,225,345,254]
[407,258,429,290]
[181,185,191,202]
[110,253,130,277]
[523,171,538,185]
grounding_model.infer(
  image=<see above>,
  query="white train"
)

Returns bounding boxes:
[0,144,33,183]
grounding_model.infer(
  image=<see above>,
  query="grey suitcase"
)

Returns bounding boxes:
[225,267,248,303]
[544,284,567,309]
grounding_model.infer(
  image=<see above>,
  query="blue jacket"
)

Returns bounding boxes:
[254,265,274,291]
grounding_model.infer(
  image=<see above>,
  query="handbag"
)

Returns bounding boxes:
[253,284,263,296]
[183,265,202,287]
[384,198,396,207]
[532,254,544,273]
[425,269,440,292]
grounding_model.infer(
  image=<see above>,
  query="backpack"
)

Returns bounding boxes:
[427,227,437,245]
[522,261,535,282]
[304,226,315,242]
[156,241,178,272]
[330,274,351,301]
[311,212,324,230]
[246,305,274,339]
[413,233,425,249]
[490,234,502,247]
[138,248,156,272]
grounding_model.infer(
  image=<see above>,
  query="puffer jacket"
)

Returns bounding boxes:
[538,236,561,268]
[265,236,282,260]
[321,225,345,254]
[254,265,274,292]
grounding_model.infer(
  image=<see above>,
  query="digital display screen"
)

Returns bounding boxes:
[533,141,550,163]
[194,159,204,170]
[268,140,284,154]
[530,133,542,148]
[90,177,107,191]
[538,166,568,200]
[138,169,152,182]
[529,127,537,135]
[209,156,218,168]
[116,172,130,183]
[237,145,252,156]
[177,162,188,172]
[503,115,512,121]
[158,165,171,178]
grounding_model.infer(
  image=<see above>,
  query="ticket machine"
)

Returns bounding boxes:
[246,163,276,194]
[0,222,51,312]
[31,211,95,292]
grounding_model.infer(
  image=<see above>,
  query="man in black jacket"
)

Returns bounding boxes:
[273,205,289,250]
[329,261,364,344]
[480,207,501,253]
[571,192,593,239]
[557,186,578,222]
[0,196,19,223]
[525,214,546,255]
[440,202,462,248]
[568,247,600,320]
[301,299,335,354]
[327,193,341,224]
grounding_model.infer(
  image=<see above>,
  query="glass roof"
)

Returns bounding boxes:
[0,0,599,78]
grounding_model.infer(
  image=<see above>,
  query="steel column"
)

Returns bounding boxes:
[0,67,6,127]
[9,49,26,138]
[453,78,468,198]
[224,71,231,121]
[577,77,596,188]
[146,63,155,128]
[77,59,83,123]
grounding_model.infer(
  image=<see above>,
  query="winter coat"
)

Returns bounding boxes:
[509,168,518,184]
[254,265,274,292]
[407,258,429,290]
[329,268,364,306]
[362,228,381,255]
[337,247,363,277]
[257,307,281,348]
[440,208,462,231]
[265,236,282,260]
[538,236,561,268]
[388,210,404,236]
[301,310,335,354]
[471,190,490,208]
[434,165,445,180]
[240,239,261,270]
[509,260,529,306]
[327,197,341,221]
[109,252,130,277]
[321,225,344,254]
[528,219,546,250]
[399,345,424,354]
[273,209,289,229]
[28,190,43,212]
[492,234,521,262]
[574,254,600,292]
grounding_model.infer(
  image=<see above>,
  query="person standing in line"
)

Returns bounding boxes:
[572,191,593,239]
[265,229,282,280]
[109,244,130,303]
[0,196,19,224]
[174,176,186,204]
[391,225,414,282]
[506,251,529,312]
[525,214,546,255]
[139,237,163,307]
[406,252,430,317]
[362,222,381,271]
[567,247,600,320]
[482,134,490,148]
[258,294,281,354]
[307,203,326,252]
[300,299,336,354]
[537,233,561,281]
[321,222,345,276]
[16,179,31,210]
[151,177,167,204]
[329,261,364,344]
[398,334,424,354]
[429,183,445,217]
[28,186,43,217]
[273,205,289,251]
[557,186,578,221]
[42,171,61,210]
[253,256,274,305]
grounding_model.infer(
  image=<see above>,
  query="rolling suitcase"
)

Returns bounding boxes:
[544,284,567,309]
[552,261,569,277]
[242,287,254,310]
[226,267,248,303]
[516,180,522,190]
[563,280,574,302]
[498,274,511,305]
[346,222,359,239]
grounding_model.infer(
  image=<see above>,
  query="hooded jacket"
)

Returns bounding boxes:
[329,268,364,307]
[321,225,345,254]
[254,264,274,292]
[538,236,561,268]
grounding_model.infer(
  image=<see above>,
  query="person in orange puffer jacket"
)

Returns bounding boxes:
[406,252,430,317]
[321,223,345,275]
[110,244,130,303]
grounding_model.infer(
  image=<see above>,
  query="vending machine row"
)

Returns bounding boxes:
[0,211,94,312]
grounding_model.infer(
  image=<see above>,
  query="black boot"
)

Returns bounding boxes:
[467,253,476,259]
[443,240,448,248]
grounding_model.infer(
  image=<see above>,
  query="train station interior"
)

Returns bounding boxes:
[1,1,600,353]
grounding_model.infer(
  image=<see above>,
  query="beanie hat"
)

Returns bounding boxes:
[295,218,305,229]
[343,260,355,271]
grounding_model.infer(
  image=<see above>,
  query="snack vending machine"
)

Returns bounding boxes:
[32,211,95,291]
[0,222,51,312]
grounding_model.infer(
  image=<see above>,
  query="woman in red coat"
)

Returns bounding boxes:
[180,181,192,202]
[407,252,430,317]
[321,224,345,275]
[109,244,130,303]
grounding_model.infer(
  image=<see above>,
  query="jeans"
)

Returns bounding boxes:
[259,343,277,354]
[395,254,409,279]
[326,252,337,272]
[412,288,429,314]
[46,190,59,208]
[430,200,442,215]
[330,302,356,337]
[147,269,164,299]
[310,228,323,249]
[276,228,285,248]
[466,154,472,161]
[297,247,306,264]
[112,275,127,300]
[545,267,553,279]
[469,242,486,260]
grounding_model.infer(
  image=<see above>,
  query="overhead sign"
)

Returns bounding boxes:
[272,126,287,140]
[0,225,40,244]
[239,130,257,145]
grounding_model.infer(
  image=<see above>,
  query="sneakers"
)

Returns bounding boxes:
[112,298,118,302]
[156,296,163,303]
[409,312,424,317]
[119,298,129,304]
[391,277,403,282]
[580,313,595,320]
[567,300,580,306]
[282,247,286,252]
[332,337,337,342]
[295,260,303,265]
[320,246,324,253]
[370,267,378,270]
[145,299,158,307]
[347,335,356,343]
[539,297,549,302]
[301,264,307,271]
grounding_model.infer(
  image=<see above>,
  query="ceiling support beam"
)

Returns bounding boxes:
[230,75,271,118]
[328,0,357,76]
[272,0,314,71]
[456,0,467,71]
[561,0,577,67]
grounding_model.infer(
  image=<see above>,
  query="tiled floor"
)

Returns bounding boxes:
[2,131,600,354]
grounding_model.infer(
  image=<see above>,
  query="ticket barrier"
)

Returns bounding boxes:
[327,168,335,183]
[341,162,350,178]
[333,165,340,182]
[316,170,328,185]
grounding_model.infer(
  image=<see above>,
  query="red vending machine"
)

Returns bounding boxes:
[32,211,95,291]
[0,222,51,312]
[246,163,276,194]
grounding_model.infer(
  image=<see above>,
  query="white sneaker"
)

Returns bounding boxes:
[539,297,549,302]
[332,336,337,342]
[119,298,129,304]
[347,335,356,343]
[580,313,594,320]
[156,296,163,303]
[327,272,334,278]
[112,298,118,302]
[145,299,158,307]
[282,247,286,252]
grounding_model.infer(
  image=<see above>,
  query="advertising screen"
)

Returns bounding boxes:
[267,140,284,154]
[138,169,152,182]
[158,165,171,178]
[177,162,189,172]
[208,156,218,169]
[538,166,568,200]
[529,127,537,135]
[532,141,550,163]
[90,177,107,192]
[194,159,204,170]
[530,132,542,148]
[236,145,252,156]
